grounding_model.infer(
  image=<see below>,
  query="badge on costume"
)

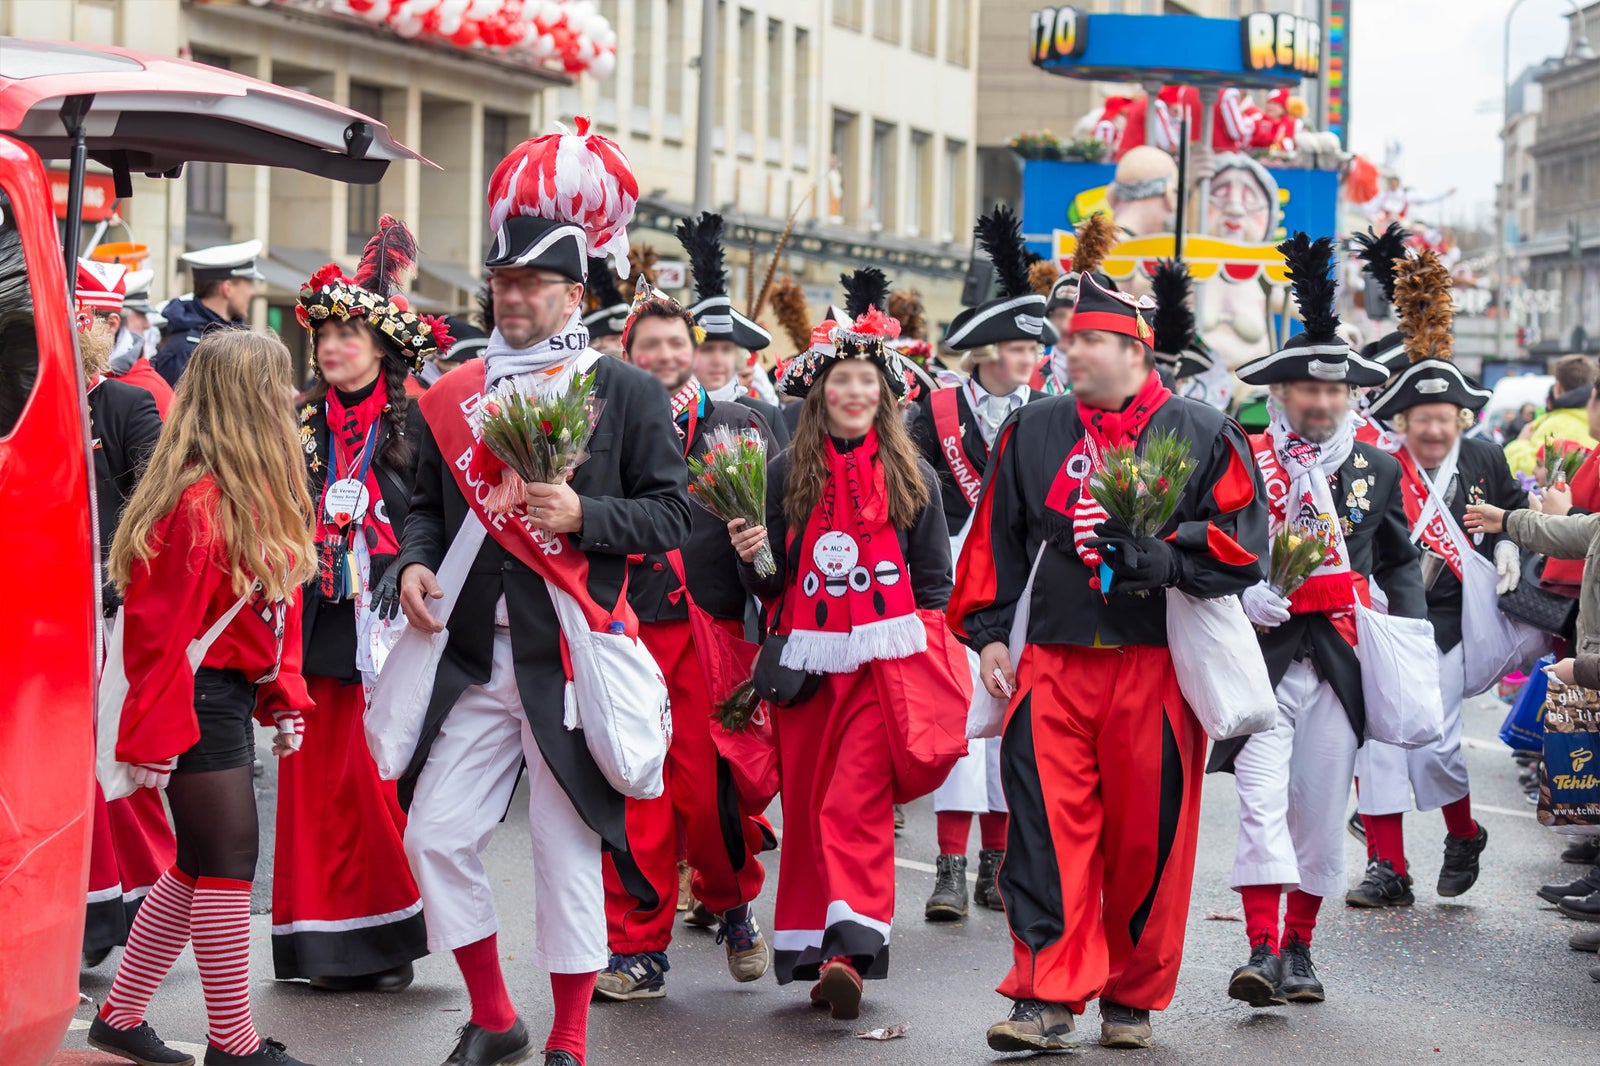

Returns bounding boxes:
[325,477,370,525]
[1353,452,1369,469]
[813,530,859,598]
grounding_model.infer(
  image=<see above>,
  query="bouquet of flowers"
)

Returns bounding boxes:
[1543,441,1588,491]
[1084,429,1196,592]
[1268,525,1332,599]
[686,425,776,578]
[472,369,602,515]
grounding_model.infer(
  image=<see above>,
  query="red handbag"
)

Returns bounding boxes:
[872,610,973,803]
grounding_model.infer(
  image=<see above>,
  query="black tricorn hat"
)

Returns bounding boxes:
[1149,259,1214,379]
[1237,233,1388,387]
[945,205,1057,350]
[677,211,771,351]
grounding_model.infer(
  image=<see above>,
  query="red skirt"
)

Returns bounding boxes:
[85,783,175,956]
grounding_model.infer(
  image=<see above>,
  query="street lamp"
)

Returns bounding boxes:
[1499,0,1595,360]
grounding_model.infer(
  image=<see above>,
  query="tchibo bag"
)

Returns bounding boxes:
[1538,677,1600,836]
[1165,590,1277,740]
[1354,602,1444,750]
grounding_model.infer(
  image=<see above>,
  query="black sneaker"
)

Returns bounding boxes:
[1437,824,1488,898]
[1346,811,1366,845]
[1279,937,1325,1003]
[973,849,1005,911]
[1098,1001,1152,1050]
[1539,865,1600,904]
[1345,859,1415,908]
[1558,889,1600,922]
[87,1015,195,1065]
[543,1053,579,1066]
[924,854,969,921]
[1562,839,1600,864]
[203,1038,315,1066]
[1227,940,1286,1008]
[985,998,1076,1052]
[441,1019,532,1066]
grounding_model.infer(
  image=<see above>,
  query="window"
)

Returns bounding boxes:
[910,0,936,55]
[599,0,619,115]
[713,1,728,149]
[766,19,784,161]
[738,7,756,151]
[835,0,863,31]
[483,110,512,224]
[665,0,684,123]
[631,0,652,128]
[794,29,812,166]
[187,51,231,230]
[347,82,384,248]
[869,120,897,232]
[873,0,901,44]
[907,130,932,237]
[943,137,967,242]
[0,188,40,438]
[830,110,859,224]
[946,0,970,66]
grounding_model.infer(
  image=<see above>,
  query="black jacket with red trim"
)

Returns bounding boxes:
[628,397,777,624]
[949,393,1268,651]
[908,381,1046,533]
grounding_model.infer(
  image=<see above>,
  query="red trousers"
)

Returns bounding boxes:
[770,667,896,984]
[85,782,176,955]
[603,618,767,953]
[998,644,1206,1013]
[272,674,427,978]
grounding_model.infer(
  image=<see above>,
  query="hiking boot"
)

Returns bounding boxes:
[810,956,863,1020]
[1562,839,1600,865]
[1279,936,1325,1003]
[1539,865,1600,904]
[716,906,771,983]
[985,998,1076,1052]
[675,862,692,912]
[1346,811,1366,845]
[1437,825,1488,898]
[1227,940,1286,1008]
[924,854,968,921]
[1345,859,1414,908]
[203,1038,316,1066]
[973,849,1005,911]
[87,1015,195,1065]
[440,1019,532,1066]
[1099,1001,1152,1049]
[593,952,669,1001]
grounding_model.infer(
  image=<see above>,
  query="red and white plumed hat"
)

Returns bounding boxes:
[76,259,128,313]
[485,116,638,283]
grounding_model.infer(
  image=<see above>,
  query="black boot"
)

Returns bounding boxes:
[308,961,414,994]
[87,1015,195,1065]
[1537,863,1600,904]
[1437,824,1488,898]
[1279,936,1325,1003]
[441,1019,532,1066]
[924,854,968,921]
[1227,940,1286,1008]
[1345,859,1414,908]
[1562,838,1600,864]
[973,849,1005,911]
[1558,889,1600,922]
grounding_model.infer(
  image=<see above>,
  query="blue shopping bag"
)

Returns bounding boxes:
[1500,653,1554,753]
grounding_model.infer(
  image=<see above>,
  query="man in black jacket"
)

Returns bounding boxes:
[590,288,777,1002]
[392,130,692,1066]
[1221,235,1427,1013]
[151,240,262,385]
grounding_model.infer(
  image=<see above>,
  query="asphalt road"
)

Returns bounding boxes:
[64,692,1600,1066]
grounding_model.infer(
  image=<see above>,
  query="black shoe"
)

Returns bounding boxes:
[1571,926,1600,952]
[203,1038,315,1065]
[893,804,906,831]
[973,849,1005,911]
[441,1019,533,1066]
[1562,839,1600,864]
[1538,866,1600,905]
[1098,1001,1152,1050]
[83,945,114,969]
[1345,859,1415,908]
[543,1054,580,1066]
[985,998,1076,1052]
[1278,937,1325,1003]
[1437,824,1488,898]
[1346,811,1366,845]
[1557,890,1600,922]
[1227,940,1286,1008]
[924,854,968,921]
[308,961,414,994]
[87,1015,195,1065]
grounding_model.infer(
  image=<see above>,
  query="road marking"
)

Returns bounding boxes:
[770,826,981,884]
[1461,734,1512,752]
[1474,802,1538,820]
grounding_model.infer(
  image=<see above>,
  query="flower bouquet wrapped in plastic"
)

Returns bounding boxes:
[1084,428,1196,592]
[1268,525,1333,599]
[686,425,776,578]
[1543,441,1588,491]
[471,370,603,516]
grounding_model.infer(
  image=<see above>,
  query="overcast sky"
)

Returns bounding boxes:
[1346,0,1576,228]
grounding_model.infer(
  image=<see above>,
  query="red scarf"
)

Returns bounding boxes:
[317,386,399,556]
[777,429,925,673]
[1043,370,1172,578]
[1394,446,1464,583]
[668,377,705,455]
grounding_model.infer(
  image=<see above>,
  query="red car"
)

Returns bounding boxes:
[0,38,424,1066]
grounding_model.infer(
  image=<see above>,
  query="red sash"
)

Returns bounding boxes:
[1394,447,1464,582]
[419,359,639,639]
[930,387,983,508]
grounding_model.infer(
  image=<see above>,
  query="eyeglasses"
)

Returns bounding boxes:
[487,273,578,298]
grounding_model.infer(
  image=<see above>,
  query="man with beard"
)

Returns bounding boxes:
[1218,234,1426,1011]
[591,283,777,1001]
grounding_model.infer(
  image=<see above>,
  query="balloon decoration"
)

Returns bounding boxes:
[304,0,619,78]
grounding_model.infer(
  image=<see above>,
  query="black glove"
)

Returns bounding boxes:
[369,569,401,622]
[1086,520,1181,593]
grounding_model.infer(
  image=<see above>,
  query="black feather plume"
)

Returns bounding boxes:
[974,204,1033,300]
[840,267,890,320]
[675,211,726,302]
[1150,260,1195,356]
[351,214,418,299]
[475,284,494,332]
[1350,222,1410,304]
[1278,232,1340,339]
[585,256,626,310]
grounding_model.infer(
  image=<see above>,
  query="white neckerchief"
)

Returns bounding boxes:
[1048,345,1069,394]
[1267,406,1358,578]
[108,327,143,375]
[748,364,780,406]
[707,379,742,404]
[482,307,591,395]
[966,374,1029,448]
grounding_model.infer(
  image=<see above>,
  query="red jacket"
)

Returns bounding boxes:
[112,356,175,419]
[116,477,309,764]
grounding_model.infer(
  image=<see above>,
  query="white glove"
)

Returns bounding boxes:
[272,711,304,757]
[128,758,176,790]
[1241,581,1292,628]
[1495,540,1522,595]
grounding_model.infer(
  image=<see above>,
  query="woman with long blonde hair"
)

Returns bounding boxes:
[726,270,966,1021]
[91,329,321,1066]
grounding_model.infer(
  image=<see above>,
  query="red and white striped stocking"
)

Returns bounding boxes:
[192,877,262,1056]
[100,866,196,1030]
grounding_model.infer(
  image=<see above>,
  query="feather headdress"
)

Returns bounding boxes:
[677,212,727,303]
[1278,232,1340,339]
[584,256,627,313]
[974,204,1033,299]
[1394,248,1454,363]
[1071,213,1118,280]
[887,288,926,341]
[1029,258,1061,297]
[841,266,891,321]
[1150,259,1196,357]
[351,214,418,299]
[771,276,813,352]
[1351,222,1411,304]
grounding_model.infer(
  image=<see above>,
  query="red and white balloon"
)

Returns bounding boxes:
[316,0,618,77]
